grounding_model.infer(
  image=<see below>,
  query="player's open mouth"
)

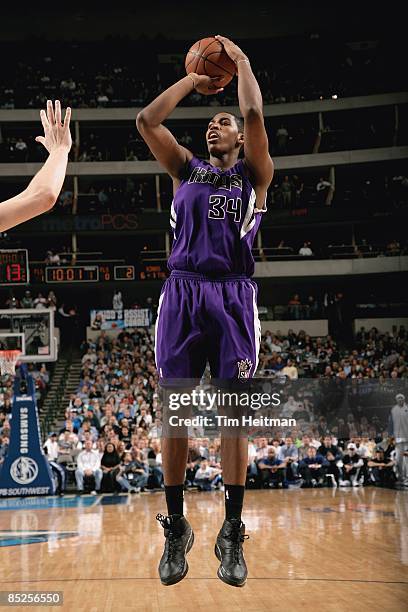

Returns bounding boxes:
[208,132,220,142]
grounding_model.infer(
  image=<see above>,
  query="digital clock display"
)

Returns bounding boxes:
[45,265,99,283]
[114,265,135,281]
[0,249,29,285]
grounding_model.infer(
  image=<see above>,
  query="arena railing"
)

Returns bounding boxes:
[1,92,407,123]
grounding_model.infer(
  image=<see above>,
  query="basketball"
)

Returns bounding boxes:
[185,37,236,89]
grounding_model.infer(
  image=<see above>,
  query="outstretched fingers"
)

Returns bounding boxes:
[40,108,50,131]
[63,106,72,130]
[55,99,62,126]
[46,99,56,126]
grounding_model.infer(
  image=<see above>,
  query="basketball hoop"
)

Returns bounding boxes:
[0,349,21,376]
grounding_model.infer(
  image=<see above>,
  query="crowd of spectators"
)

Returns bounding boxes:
[268,173,408,210]
[3,290,57,310]
[77,179,155,213]
[251,434,398,489]
[79,132,151,163]
[23,323,406,495]
[0,34,404,110]
[259,326,407,380]
[40,329,161,494]
[1,112,405,164]
[68,172,408,214]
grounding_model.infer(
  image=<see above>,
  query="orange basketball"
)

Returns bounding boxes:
[185,37,236,89]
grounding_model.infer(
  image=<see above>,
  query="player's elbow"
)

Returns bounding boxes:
[136,109,160,131]
[136,110,152,131]
[136,110,145,130]
[32,188,57,212]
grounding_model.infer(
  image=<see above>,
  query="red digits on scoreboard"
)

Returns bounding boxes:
[6,263,22,282]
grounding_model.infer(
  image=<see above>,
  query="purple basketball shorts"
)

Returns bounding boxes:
[155,270,261,382]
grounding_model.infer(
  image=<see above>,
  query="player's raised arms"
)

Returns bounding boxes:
[0,100,72,232]
[136,74,223,181]
[214,35,274,206]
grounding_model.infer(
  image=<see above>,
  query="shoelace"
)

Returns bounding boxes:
[226,524,249,564]
[156,513,182,561]
[156,513,169,528]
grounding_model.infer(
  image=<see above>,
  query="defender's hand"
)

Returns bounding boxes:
[35,100,72,153]
[215,35,248,64]
[188,73,224,96]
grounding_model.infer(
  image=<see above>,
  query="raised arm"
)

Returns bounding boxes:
[215,36,274,194]
[0,100,71,232]
[136,74,223,180]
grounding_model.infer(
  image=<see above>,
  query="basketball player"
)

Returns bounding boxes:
[0,100,71,232]
[137,35,273,587]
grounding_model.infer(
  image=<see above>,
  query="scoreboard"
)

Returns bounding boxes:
[30,263,137,284]
[0,251,167,285]
[0,249,30,285]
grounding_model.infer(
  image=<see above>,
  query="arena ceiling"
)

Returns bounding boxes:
[0,1,397,41]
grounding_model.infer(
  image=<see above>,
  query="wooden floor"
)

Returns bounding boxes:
[0,488,407,612]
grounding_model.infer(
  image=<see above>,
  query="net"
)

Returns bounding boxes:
[0,349,21,376]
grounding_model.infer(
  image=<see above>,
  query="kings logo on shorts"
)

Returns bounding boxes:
[237,358,253,379]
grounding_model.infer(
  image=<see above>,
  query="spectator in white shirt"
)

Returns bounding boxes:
[316,178,332,192]
[45,250,60,265]
[194,459,222,490]
[276,124,289,153]
[82,348,97,364]
[135,407,152,429]
[34,292,47,309]
[75,440,102,494]
[282,396,298,418]
[255,438,270,461]
[270,336,282,353]
[299,241,313,256]
[43,433,59,461]
[282,359,298,380]
[389,393,408,486]
[112,290,123,311]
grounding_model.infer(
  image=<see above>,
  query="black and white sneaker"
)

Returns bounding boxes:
[156,514,194,586]
[215,518,249,587]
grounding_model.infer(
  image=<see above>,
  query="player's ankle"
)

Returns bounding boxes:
[164,483,185,516]
[224,483,245,521]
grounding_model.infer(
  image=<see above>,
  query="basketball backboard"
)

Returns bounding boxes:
[0,309,57,362]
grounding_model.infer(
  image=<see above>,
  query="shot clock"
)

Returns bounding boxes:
[0,249,30,285]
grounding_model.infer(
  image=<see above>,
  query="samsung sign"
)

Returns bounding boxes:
[0,374,54,497]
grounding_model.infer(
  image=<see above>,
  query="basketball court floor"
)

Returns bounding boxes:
[0,488,407,611]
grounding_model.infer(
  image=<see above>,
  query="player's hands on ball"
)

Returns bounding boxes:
[35,100,72,154]
[215,35,248,65]
[189,73,224,95]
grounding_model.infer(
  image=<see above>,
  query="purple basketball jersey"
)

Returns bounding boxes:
[168,156,266,276]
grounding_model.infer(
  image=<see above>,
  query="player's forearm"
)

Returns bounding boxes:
[0,148,68,232]
[237,61,263,118]
[136,77,194,127]
[26,147,69,200]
